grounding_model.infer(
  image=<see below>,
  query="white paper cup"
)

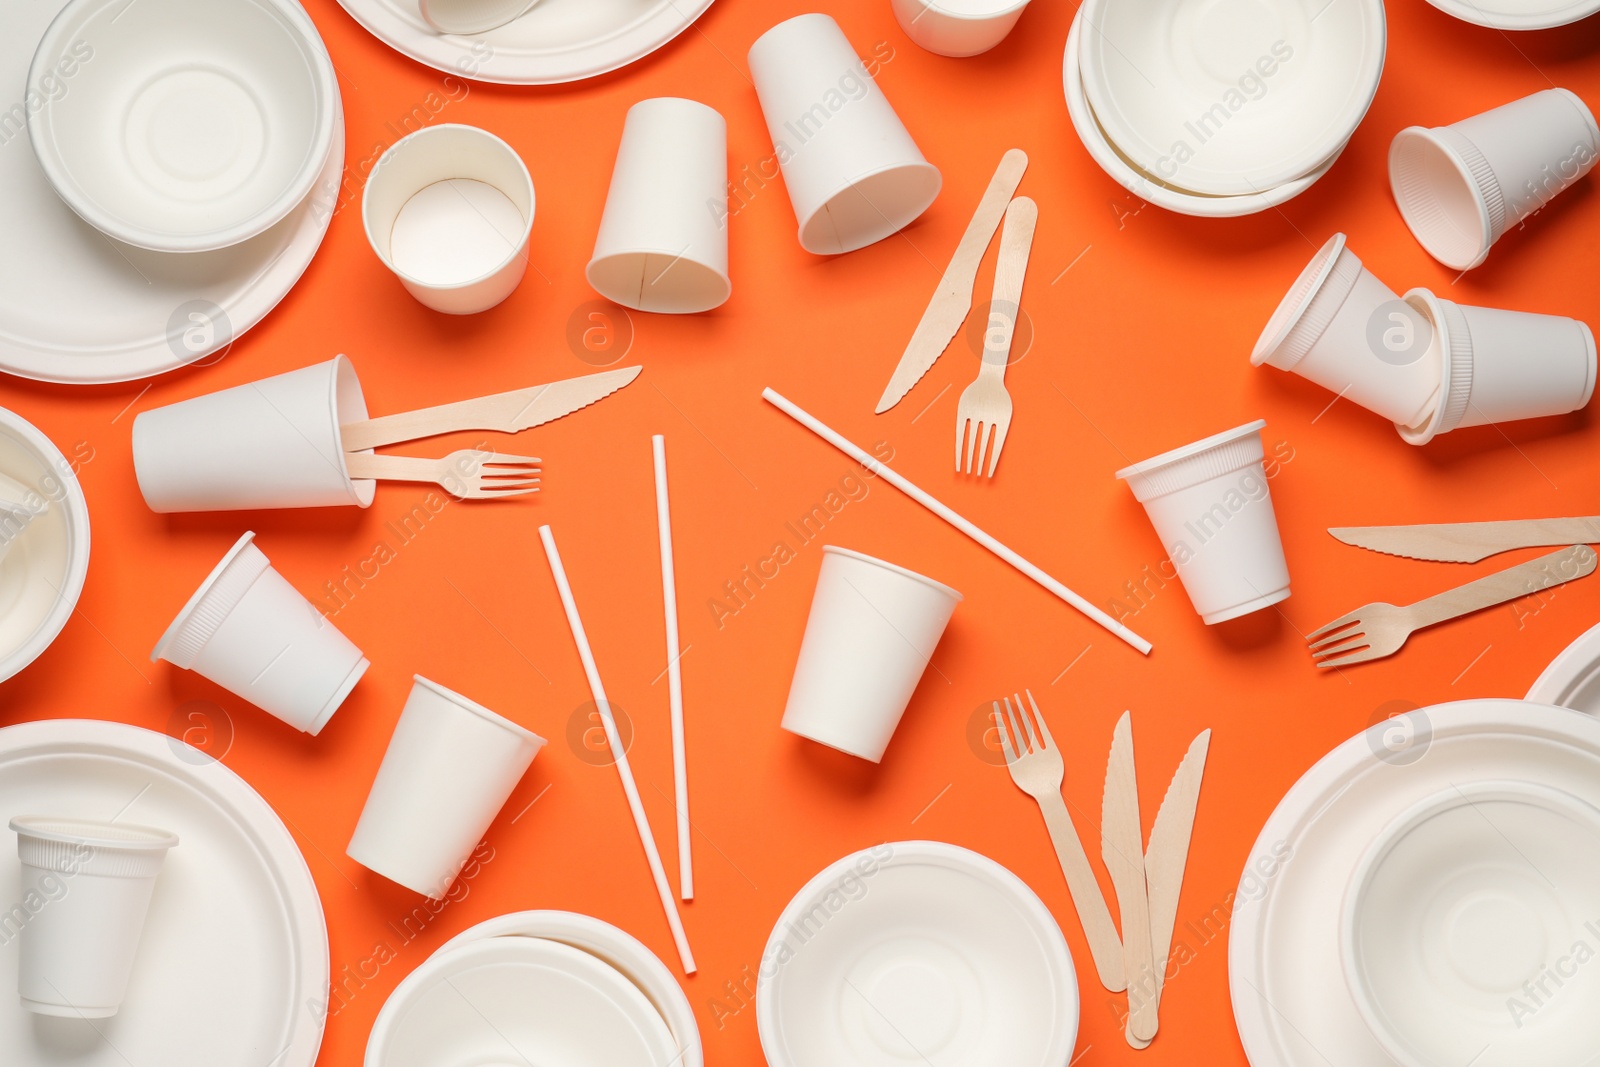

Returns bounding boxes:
[132,355,374,513]
[1397,288,1596,445]
[890,0,1030,57]
[1390,88,1600,270]
[587,98,730,314]
[1117,421,1290,624]
[780,547,962,763]
[748,14,942,255]
[9,816,178,1018]
[363,124,535,315]
[1252,234,1441,427]
[347,676,545,898]
[151,532,369,735]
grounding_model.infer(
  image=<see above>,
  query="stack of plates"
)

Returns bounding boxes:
[366,911,702,1067]
[1063,0,1385,217]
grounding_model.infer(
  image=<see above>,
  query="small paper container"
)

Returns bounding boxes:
[1252,234,1441,427]
[151,532,369,735]
[1117,421,1290,624]
[1390,88,1600,271]
[587,98,730,314]
[347,676,545,898]
[363,124,535,315]
[748,14,942,255]
[890,0,1030,57]
[780,547,962,763]
[132,355,374,513]
[1396,288,1597,445]
[9,816,178,1018]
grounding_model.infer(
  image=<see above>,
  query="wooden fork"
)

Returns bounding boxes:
[956,197,1036,477]
[345,449,540,500]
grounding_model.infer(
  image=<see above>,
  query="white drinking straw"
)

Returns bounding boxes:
[538,524,697,974]
[652,435,693,901]
[761,388,1152,655]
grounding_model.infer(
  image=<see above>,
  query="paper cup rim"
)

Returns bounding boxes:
[411,675,546,747]
[150,530,266,666]
[1251,233,1348,368]
[1116,419,1267,481]
[821,545,964,602]
[10,815,179,851]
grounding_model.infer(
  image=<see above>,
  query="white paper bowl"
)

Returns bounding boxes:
[1343,780,1600,1067]
[1528,620,1600,712]
[0,407,89,684]
[27,0,337,254]
[891,0,1032,57]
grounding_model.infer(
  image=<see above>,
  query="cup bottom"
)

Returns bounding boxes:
[1201,585,1290,625]
[782,717,887,763]
[307,655,371,737]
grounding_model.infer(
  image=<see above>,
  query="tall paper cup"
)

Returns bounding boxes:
[890,0,1031,57]
[587,98,730,314]
[1390,89,1600,270]
[363,124,536,315]
[780,547,962,762]
[9,816,178,1018]
[347,676,545,898]
[1117,421,1291,624]
[1252,234,1441,427]
[748,14,942,255]
[151,532,369,735]
[1397,288,1596,445]
[132,355,374,513]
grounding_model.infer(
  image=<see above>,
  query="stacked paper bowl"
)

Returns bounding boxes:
[1063,0,1386,217]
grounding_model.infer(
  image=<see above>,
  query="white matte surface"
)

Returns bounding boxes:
[890,0,1030,58]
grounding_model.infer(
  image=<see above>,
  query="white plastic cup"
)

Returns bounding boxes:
[1252,234,1441,427]
[347,676,545,898]
[890,0,1030,57]
[1390,89,1600,270]
[1117,421,1291,624]
[1396,288,1596,445]
[587,98,730,314]
[748,14,942,255]
[780,547,962,762]
[9,816,178,1018]
[132,355,375,513]
[363,124,536,315]
[150,532,369,735]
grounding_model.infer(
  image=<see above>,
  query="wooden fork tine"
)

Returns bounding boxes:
[1315,647,1381,669]
[995,700,1019,764]
[482,453,541,465]
[1306,610,1361,642]
[1023,690,1054,750]
[986,420,1009,477]
[1308,625,1365,652]
[1310,637,1371,660]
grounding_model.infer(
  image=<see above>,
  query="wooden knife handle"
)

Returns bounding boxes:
[1037,791,1127,993]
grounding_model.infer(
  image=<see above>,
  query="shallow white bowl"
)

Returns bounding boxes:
[28,0,337,253]
[0,407,89,684]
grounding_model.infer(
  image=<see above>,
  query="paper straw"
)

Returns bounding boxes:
[761,388,1152,655]
[652,435,693,901]
[538,524,697,974]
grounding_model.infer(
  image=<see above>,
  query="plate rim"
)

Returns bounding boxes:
[1421,0,1600,28]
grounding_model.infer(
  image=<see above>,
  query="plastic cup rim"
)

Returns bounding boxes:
[1392,288,1457,445]
[1250,233,1347,367]
[410,675,545,747]
[10,815,178,851]
[1390,126,1493,271]
[821,545,964,602]
[150,530,262,665]
[1115,419,1267,482]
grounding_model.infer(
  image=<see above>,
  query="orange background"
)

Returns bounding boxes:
[6,0,1600,1062]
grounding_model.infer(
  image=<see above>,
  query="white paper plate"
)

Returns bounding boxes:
[0,0,343,384]
[757,841,1078,1067]
[0,719,328,1067]
[1423,0,1600,28]
[1078,0,1384,196]
[1229,699,1600,1067]
[333,0,715,85]
[1528,620,1600,711]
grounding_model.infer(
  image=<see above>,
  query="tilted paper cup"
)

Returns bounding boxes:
[9,816,178,1018]
[890,0,1031,58]
[1117,421,1291,624]
[347,676,545,898]
[151,532,369,735]
[748,14,942,255]
[587,97,730,314]
[1252,234,1441,427]
[363,124,536,315]
[1397,288,1596,445]
[781,547,962,762]
[132,355,374,513]
[1391,89,1600,270]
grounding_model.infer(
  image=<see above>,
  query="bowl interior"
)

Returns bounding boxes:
[0,422,81,674]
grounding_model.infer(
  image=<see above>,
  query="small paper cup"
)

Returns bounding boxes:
[347,676,545,898]
[1390,88,1600,270]
[1252,234,1442,427]
[132,355,374,513]
[1117,421,1291,624]
[890,0,1031,57]
[748,14,942,255]
[151,532,369,735]
[1397,288,1596,445]
[9,816,178,1018]
[364,124,535,315]
[587,98,730,314]
[781,547,962,763]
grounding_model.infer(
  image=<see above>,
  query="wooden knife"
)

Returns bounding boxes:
[1329,517,1600,563]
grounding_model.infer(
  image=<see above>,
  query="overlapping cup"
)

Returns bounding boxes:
[780,547,962,762]
[891,0,1032,57]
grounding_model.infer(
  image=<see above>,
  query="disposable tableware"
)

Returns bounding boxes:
[1331,515,1600,563]
[418,0,541,34]
[956,196,1036,476]
[1137,728,1209,1046]
[1308,545,1597,668]
[651,436,692,899]
[344,450,540,500]
[0,473,44,569]
[1422,0,1600,27]
[892,0,1033,57]
[1529,619,1600,713]
[1102,712,1157,1044]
